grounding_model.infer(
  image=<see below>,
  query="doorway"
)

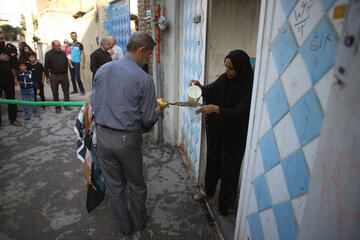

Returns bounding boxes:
[201,0,261,239]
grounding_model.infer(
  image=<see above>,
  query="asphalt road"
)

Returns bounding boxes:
[0,83,214,240]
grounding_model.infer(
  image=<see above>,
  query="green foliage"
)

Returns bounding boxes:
[0,24,24,41]
[20,14,26,31]
[32,14,38,30]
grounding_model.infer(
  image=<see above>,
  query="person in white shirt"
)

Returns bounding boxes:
[108,36,124,61]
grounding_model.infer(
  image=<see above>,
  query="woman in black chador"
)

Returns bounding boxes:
[19,42,34,64]
[191,49,253,215]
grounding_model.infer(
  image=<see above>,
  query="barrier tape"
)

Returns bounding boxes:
[0,99,85,107]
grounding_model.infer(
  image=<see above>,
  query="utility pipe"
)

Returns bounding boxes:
[151,0,162,142]
[156,4,162,142]
[156,4,161,62]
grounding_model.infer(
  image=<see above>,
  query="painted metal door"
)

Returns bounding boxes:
[109,0,131,54]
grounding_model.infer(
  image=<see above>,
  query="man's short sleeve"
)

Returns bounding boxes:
[39,63,45,72]
[80,43,84,52]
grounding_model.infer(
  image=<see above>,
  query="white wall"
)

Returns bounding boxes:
[157,0,182,145]
[299,1,360,238]
[206,0,260,83]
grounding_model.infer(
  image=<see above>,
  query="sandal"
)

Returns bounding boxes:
[194,191,207,201]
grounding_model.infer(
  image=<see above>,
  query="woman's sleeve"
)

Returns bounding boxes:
[219,94,252,126]
[203,78,220,101]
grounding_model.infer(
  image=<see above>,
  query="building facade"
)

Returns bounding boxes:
[36,0,111,87]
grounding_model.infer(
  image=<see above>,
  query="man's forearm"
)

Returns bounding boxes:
[11,69,16,80]
[44,69,50,78]
[0,55,10,62]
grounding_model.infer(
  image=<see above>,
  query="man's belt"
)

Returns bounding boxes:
[97,123,127,132]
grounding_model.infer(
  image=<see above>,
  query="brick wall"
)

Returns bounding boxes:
[137,0,160,76]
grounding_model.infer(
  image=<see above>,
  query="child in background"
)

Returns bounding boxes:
[17,60,40,120]
[63,39,73,68]
[28,52,46,113]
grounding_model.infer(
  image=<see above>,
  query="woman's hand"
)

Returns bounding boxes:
[189,80,203,89]
[195,104,220,115]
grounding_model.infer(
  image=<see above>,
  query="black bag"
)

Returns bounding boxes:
[86,184,105,213]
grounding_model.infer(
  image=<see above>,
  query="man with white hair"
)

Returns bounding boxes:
[108,36,124,61]
[92,31,162,235]
[90,37,112,81]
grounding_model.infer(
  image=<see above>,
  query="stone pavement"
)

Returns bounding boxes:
[0,84,214,240]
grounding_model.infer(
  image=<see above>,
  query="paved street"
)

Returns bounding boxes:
[0,85,214,240]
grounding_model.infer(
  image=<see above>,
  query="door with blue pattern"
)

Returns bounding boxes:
[109,0,131,54]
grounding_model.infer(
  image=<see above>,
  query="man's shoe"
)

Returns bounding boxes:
[70,91,78,94]
[17,109,23,112]
[40,107,45,113]
[25,116,30,120]
[80,91,85,96]
[10,120,22,126]
[34,113,40,117]
[64,106,71,111]
[56,109,61,114]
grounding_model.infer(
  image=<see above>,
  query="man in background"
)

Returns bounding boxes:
[0,32,21,127]
[69,32,86,95]
[90,37,112,83]
[108,36,124,61]
[44,40,71,114]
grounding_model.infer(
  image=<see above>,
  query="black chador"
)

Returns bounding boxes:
[203,50,254,215]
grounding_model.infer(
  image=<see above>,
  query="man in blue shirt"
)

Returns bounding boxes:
[69,32,85,95]
[92,31,162,235]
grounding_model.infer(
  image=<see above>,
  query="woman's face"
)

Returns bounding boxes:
[24,46,30,52]
[224,58,237,79]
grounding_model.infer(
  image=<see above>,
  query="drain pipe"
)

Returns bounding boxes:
[151,0,162,142]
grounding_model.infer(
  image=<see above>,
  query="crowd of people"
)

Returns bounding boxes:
[0,31,125,125]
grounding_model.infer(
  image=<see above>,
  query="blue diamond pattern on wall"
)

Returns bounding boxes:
[279,0,298,17]
[180,0,207,180]
[281,149,310,198]
[271,21,298,74]
[273,200,299,240]
[320,0,337,11]
[300,16,338,84]
[244,1,343,239]
[264,79,289,126]
[248,212,265,240]
[290,88,324,145]
[253,174,272,211]
[259,129,281,170]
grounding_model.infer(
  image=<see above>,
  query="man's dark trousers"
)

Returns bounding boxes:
[0,82,17,124]
[34,80,46,108]
[96,125,147,234]
[69,62,85,93]
[50,73,70,111]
